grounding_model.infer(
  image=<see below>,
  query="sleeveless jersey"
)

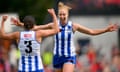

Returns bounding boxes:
[54,21,76,57]
[18,31,43,72]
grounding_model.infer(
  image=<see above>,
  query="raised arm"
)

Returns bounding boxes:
[73,23,118,35]
[11,16,53,31]
[33,23,53,31]
[11,17,24,27]
[0,16,19,40]
[37,8,59,37]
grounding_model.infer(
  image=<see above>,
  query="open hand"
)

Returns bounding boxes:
[106,24,118,32]
[10,17,20,26]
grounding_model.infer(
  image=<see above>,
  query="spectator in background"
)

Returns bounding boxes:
[0,56,5,72]
[9,44,19,72]
[42,50,53,72]
[110,55,120,72]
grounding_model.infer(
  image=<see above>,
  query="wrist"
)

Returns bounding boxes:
[105,28,109,32]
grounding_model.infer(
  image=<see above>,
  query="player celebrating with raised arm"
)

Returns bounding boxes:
[0,8,59,72]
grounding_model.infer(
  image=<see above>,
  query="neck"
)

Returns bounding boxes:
[24,28,31,31]
[60,20,68,26]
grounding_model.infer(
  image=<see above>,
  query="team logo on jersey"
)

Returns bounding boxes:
[24,34,32,38]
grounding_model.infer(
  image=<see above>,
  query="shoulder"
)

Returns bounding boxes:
[71,22,77,31]
[68,21,78,26]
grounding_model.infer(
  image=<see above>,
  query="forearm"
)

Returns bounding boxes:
[17,22,47,31]
[76,24,108,35]
[52,13,59,32]
[19,22,24,27]
[90,28,108,35]
[0,21,5,38]
[33,24,52,31]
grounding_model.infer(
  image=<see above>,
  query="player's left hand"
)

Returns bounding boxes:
[106,24,118,32]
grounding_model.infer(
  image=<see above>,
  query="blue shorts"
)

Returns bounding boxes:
[53,55,76,69]
[18,69,44,72]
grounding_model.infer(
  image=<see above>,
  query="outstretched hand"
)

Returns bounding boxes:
[106,24,118,32]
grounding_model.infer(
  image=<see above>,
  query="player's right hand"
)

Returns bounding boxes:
[47,8,55,16]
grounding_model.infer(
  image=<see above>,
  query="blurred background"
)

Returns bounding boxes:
[0,0,120,72]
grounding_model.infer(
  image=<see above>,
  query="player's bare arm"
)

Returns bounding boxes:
[11,14,54,31]
[36,8,59,37]
[0,15,19,40]
[73,22,118,35]
[33,23,53,31]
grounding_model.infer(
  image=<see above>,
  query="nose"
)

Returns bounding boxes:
[60,15,65,18]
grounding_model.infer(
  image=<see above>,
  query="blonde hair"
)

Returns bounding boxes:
[58,2,72,11]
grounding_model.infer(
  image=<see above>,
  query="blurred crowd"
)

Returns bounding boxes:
[65,0,120,15]
[0,39,20,72]
[75,43,120,72]
[66,0,120,9]
[0,38,120,72]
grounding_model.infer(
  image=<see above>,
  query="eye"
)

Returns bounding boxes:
[58,13,62,16]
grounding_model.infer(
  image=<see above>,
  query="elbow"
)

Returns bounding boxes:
[88,30,97,36]
[55,29,59,33]
[53,28,59,34]
[57,28,60,33]
[56,27,60,32]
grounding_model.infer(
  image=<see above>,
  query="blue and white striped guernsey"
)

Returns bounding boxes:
[18,31,44,72]
[54,21,76,57]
